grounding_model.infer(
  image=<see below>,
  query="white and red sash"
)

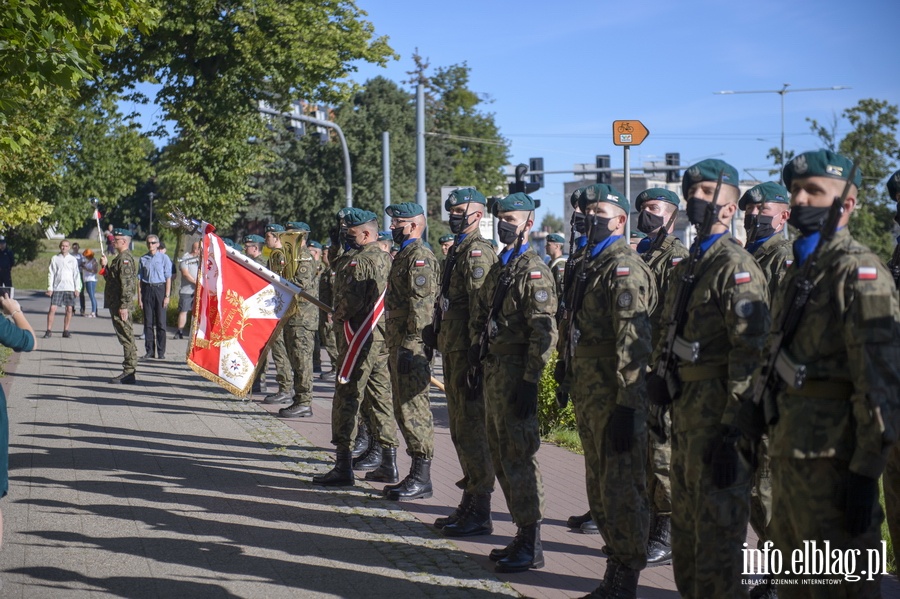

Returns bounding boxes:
[338,289,386,384]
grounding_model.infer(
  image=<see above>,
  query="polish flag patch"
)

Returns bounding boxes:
[734,271,751,285]
[414,259,426,267]
[471,250,482,257]
[349,260,358,267]
[858,266,878,280]
[616,266,630,277]
[671,257,683,266]
[529,271,542,279]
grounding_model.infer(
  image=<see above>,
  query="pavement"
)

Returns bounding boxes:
[0,290,898,598]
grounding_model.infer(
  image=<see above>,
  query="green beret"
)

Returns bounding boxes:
[243,234,265,244]
[337,207,353,219]
[546,233,565,244]
[439,234,454,244]
[783,150,862,189]
[286,221,310,232]
[569,187,586,208]
[377,231,392,242]
[445,187,487,210]
[577,183,629,214]
[630,230,647,239]
[385,202,424,218]
[307,240,323,250]
[265,223,284,233]
[490,192,540,216]
[342,207,377,227]
[222,238,236,249]
[739,181,790,210]
[112,227,132,237]
[682,159,740,198]
[888,169,900,202]
[635,188,680,212]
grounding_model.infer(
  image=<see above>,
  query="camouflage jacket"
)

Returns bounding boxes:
[289,245,319,328]
[556,243,588,353]
[436,231,497,354]
[471,246,558,384]
[769,228,900,479]
[386,238,437,348]
[103,249,137,311]
[751,233,793,301]
[569,237,658,410]
[641,234,689,349]
[653,232,770,433]
[549,255,567,299]
[333,243,390,343]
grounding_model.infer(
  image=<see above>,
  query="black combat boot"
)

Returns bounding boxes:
[581,560,639,599]
[364,446,399,483]
[489,534,518,562]
[441,493,493,537]
[495,522,543,573]
[567,511,592,528]
[278,401,312,418]
[351,419,372,459]
[646,514,672,566]
[352,441,382,471]
[435,491,473,529]
[384,456,432,501]
[312,449,354,486]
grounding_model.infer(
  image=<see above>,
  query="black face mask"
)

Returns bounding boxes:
[346,233,363,251]
[686,197,718,227]
[449,212,471,234]
[391,227,408,245]
[572,211,587,235]
[497,220,521,245]
[788,205,831,236]
[587,215,614,245]
[744,213,777,242]
[637,210,664,235]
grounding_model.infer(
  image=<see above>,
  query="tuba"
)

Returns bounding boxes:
[277,228,309,281]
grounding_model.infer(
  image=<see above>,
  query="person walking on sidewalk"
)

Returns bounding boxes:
[174,241,200,339]
[44,239,81,338]
[101,228,138,384]
[138,235,172,360]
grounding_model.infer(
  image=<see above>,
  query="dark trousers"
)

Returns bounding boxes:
[141,283,167,358]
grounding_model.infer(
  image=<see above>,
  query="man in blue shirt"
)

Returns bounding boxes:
[138,235,173,360]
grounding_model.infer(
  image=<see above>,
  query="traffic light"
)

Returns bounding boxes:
[508,163,541,195]
[595,155,611,184]
[528,157,544,189]
[666,152,681,183]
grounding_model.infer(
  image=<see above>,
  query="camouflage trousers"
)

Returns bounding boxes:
[320,314,339,364]
[750,435,772,546]
[388,341,434,458]
[331,336,397,450]
[443,349,494,495]
[264,327,292,393]
[884,442,900,566]
[648,407,672,515]
[573,390,650,571]
[770,457,884,599]
[484,354,544,527]
[109,309,137,374]
[284,320,315,406]
[671,425,752,599]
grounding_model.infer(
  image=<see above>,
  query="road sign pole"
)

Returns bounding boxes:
[623,145,631,239]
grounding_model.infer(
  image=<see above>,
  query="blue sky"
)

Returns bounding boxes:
[346,0,899,221]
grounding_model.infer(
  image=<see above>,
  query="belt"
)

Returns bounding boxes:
[442,307,469,321]
[489,343,529,356]
[678,364,728,382]
[385,309,408,320]
[574,345,616,358]
[785,379,854,400]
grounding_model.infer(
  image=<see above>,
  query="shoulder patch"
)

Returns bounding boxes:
[734,297,755,318]
[616,265,630,277]
[785,259,794,268]
[472,266,485,279]
[529,271,542,279]
[671,257,683,266]
[858,266,878,281]
[471,249,482,257]
[534,289,549,303]
[414,259,426,267]
[617,290,633,309]
[734,271,751,285]
[349,260,358,267]
[415,274,427,287]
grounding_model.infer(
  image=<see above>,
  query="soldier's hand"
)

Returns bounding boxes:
[846,472,878,536]
[513,379,538,420]
[607,405,635,453]
[553,360,567,385]
[705,427,741,489]
[467,344,481,368]
[555,388,569,409]
[422,324,437,349]
[646,372,672,406]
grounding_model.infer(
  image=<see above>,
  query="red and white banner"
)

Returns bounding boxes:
[187,229,299,397]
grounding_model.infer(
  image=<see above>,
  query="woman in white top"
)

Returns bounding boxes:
[81,248,100,317]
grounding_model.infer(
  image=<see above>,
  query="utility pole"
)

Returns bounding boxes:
[148,191,155,236]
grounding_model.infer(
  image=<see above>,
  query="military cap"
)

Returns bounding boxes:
[445,187,487,210]
[307,240,322,250]
[439,234,454,244]
[569,186,586,208]
[243,234,265,244]
[384,202,424,218]
[577,183,629,214]
[377,231,393,242]
[682,158,740,198]
[739,181,790,210]
[490,192,540,216]
[888,169,900,202]
[782,150,862,189]
[546,233,565,244]
[630,230,647,240]
[635,187,681,212]
[222,238,235,249]
[337,207,353,219]
[285,221,310,232]
[112,227,132,237]
[341,207,377,227]
[265,223,285,233]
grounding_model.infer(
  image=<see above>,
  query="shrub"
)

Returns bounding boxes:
[537,351,577,436]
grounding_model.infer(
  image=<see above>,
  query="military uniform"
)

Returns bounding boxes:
[104,233,138,379]
[265,230,293,396]
[883,168,900,566]
[317,258,339,371]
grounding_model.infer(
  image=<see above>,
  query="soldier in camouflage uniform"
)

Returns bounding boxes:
[564,185,657,597]
[277,222,320,419]
[546,233,566,298]
[762,152,900,598]
[102,227,138,384]
[883,168,900,567]
[261,224,294,405]
[314,208,397,487]
[649,159,770,598]
[471,192,558,573]
[633,187,689,566]
[316,243,339,379]
[244,234,269,393]
[423,188,497,536]
[371,202,438,500]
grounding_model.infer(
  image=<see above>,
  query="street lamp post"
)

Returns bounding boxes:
[715,84,850,183]
[148,191,155,236]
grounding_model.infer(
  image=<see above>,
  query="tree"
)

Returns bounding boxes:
[541,213,565,234]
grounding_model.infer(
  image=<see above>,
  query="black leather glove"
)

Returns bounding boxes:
[513,379,539,420]
[553,360,567,385]
[467,344,481,368]
[607,405,636,453]
[646,372,672,406]
[705,426,741,489]
[422,324,438,349]
[328,226,340,245]
[846,472,878,537]
[555,388,570,409]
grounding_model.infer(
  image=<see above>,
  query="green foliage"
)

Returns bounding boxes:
[4,224,44,265]
[538,351,577,436]
[540,213,565,234]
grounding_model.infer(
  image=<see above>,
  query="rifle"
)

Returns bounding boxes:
[556,216,595,404]
[652,170,725,406]
[426,239,459,361]
[749,165,856,426]
[644,209,679,260]
[889,238,900,288]
[556,213,580,321]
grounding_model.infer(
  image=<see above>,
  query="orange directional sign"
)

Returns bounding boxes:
[612,120,649,146]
